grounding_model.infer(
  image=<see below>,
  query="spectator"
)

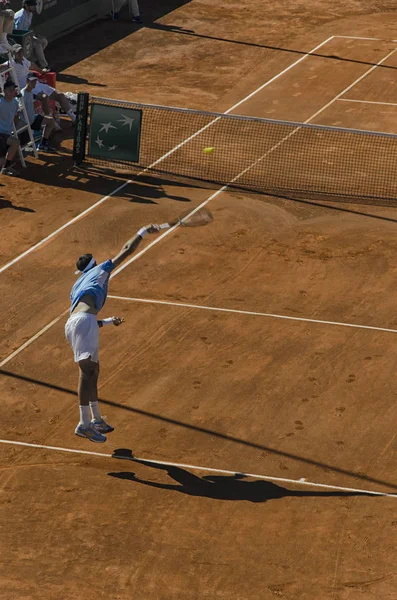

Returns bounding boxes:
[10,45,76,124]
[111,0,142,23]
[18,71,55,152]
[14,0,49,69]
[0,0,14,53]
[0,78,20,175]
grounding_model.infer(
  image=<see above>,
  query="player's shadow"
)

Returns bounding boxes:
[109,453,372,503]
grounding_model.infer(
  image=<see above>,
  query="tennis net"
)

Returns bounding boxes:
[81,95,397,201]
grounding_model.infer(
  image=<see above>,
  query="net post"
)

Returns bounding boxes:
[73,92,89,165]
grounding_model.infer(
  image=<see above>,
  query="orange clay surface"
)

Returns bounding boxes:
[1,2,397,599]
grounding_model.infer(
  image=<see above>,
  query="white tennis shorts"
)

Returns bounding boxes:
[65,312,99,363]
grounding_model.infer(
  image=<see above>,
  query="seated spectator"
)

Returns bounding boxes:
[10,45,76,124]
[14,0,49,69]
[18,71,55,152]
[111,0,142,23]
[0,78,20,175]
[0,0,14,53]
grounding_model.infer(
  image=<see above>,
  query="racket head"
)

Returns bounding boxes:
[179,207,213,227]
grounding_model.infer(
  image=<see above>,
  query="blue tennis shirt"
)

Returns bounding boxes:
[70,259,115,313]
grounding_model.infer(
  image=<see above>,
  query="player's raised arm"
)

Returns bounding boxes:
[111,224,159,268]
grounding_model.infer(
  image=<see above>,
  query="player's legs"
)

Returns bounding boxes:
[88,361,115,434]
[65,312,109,442]
[75,358,107,442]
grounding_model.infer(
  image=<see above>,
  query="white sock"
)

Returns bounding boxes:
[89,401,102,421]
[79,405,91,427]
[1,33,7,43]
[67,109,76,122]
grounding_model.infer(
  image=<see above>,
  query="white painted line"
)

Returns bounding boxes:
[0,37,334,276]
[114,47,397,280]
[0,180,132,275]
[334,35,396,42]
[223,36,335,114]
[338,98,397,107]
[304,47,397,122]
[0,37,383,366]
[0,309,69,368]
[108,295,397,334]
[0,438,395,497]
[110,186,227,278]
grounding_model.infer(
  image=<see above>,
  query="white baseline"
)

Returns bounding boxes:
[0,439,395,498]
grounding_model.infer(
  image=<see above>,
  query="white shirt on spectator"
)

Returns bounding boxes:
[14,8,33,31]
[11,57,31,89]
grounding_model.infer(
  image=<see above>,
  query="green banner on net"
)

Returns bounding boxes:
[88,104,142,163]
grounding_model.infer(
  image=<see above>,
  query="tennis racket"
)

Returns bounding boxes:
[157,207,213,230]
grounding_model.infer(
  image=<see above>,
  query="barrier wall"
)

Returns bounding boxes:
[8,0,108,42]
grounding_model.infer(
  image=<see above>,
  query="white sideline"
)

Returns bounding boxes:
[0,36,335,277]
[0,438,395,497]
[107,296,397,335]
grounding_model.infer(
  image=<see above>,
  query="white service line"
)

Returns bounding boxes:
[0,36,334,277]
[108,296,397,334]
[334,35,397,42]
[338,98,397,107]
[302,47,397,123]
[0,438,395,497]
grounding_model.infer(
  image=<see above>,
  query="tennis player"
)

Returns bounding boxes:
[65,223,159,442]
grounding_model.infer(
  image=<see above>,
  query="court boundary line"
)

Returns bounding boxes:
[338,98,397,107]
[1,37,394,367]
[0,35,335,276]
[107,295,397,334]
[0,438,395,497]
[334,35,397,42]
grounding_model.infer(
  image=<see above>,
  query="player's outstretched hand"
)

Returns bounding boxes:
[112,316,125,326]
[146,224,161,233]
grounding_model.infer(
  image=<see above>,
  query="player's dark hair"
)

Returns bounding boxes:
[76,253,94,272]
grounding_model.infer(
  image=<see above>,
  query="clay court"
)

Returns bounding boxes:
[1,1,397,599]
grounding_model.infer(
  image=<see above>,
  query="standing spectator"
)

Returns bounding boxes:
[0,0,14,53]
[18,72,55,152]
[14,0,49,69]
[0,79,20,175]
[10,45,76,124]
[111,0,142,23]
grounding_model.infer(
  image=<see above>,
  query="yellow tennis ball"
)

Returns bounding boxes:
[203,147,215,154]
